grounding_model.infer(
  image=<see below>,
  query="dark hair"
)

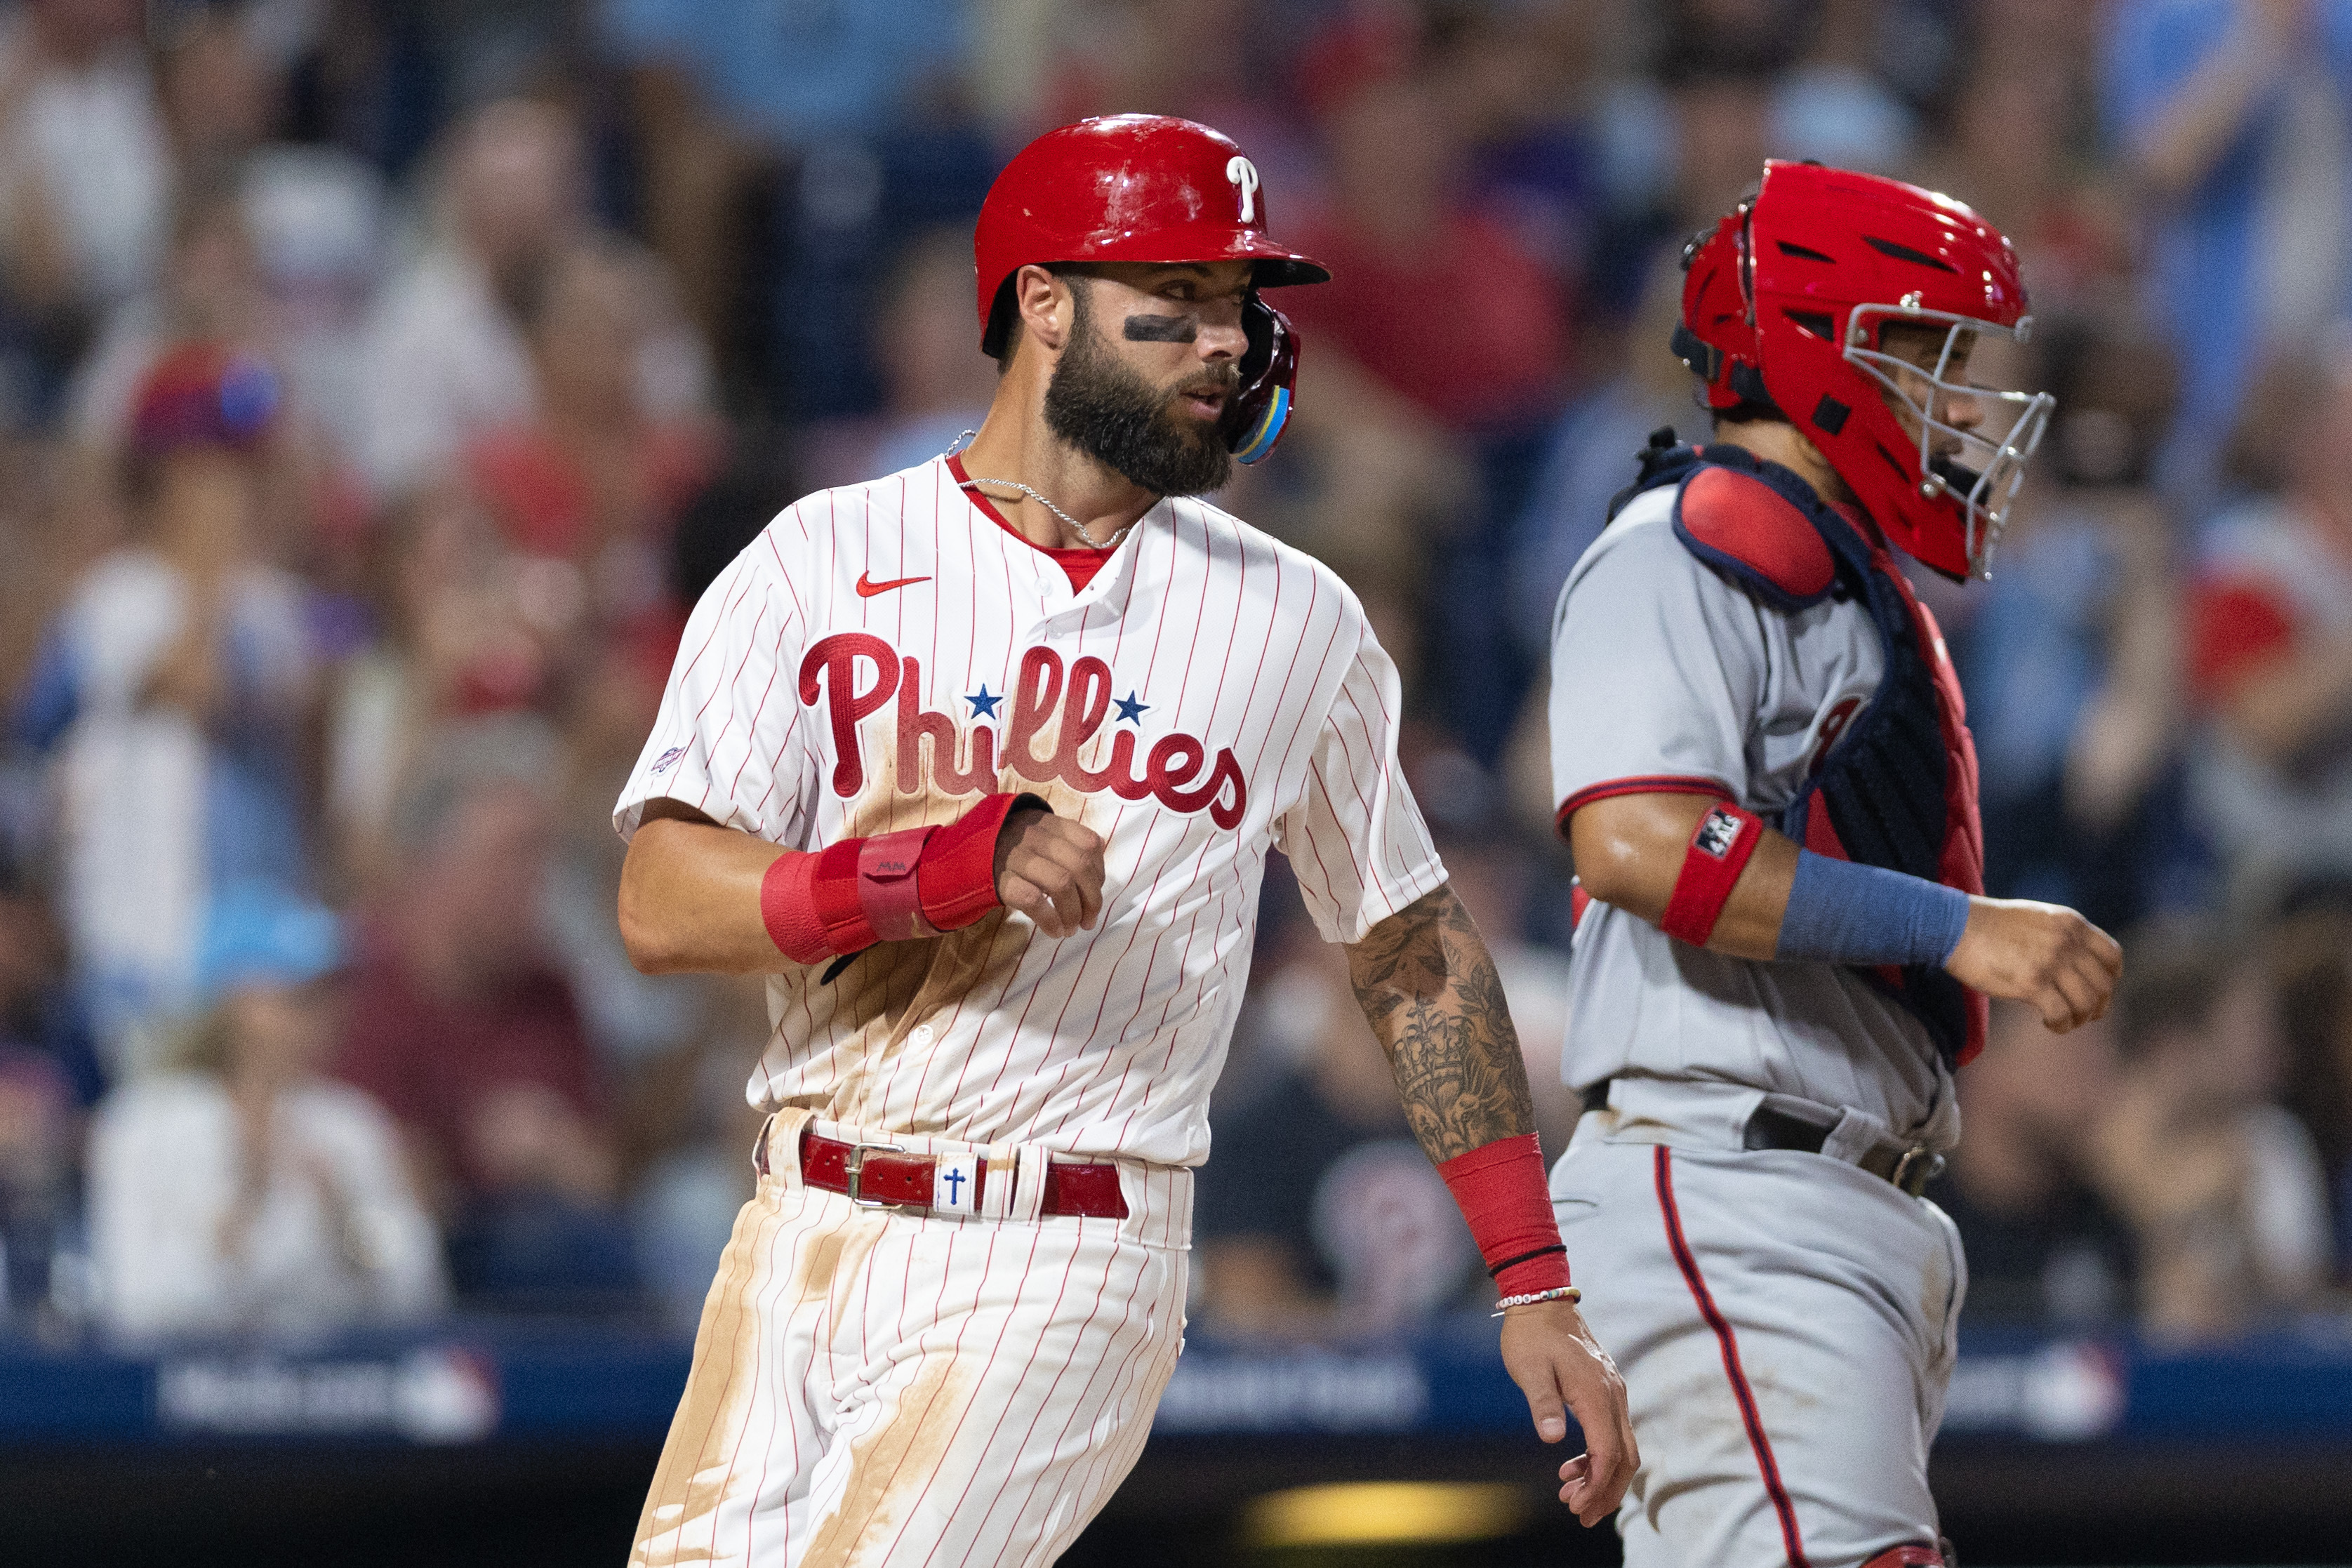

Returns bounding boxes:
[1710,400,1786,430]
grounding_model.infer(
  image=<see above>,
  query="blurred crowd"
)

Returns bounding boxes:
[5,0,2352,1354]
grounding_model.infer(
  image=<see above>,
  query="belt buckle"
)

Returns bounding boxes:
[1891,1145,1945,1197]
[845,1141,909,1208]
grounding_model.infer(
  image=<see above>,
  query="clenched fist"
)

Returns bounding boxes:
[995,806,1108,938]
[1944,896,2122,1032]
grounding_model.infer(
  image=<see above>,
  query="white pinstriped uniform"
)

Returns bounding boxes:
[615,455,1443,1567]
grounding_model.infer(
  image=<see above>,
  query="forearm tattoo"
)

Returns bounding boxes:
[1344,884,1538,1162]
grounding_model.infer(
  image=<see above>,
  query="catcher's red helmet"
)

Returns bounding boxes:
[1675,160,2054,580]
[974,114,1329,464]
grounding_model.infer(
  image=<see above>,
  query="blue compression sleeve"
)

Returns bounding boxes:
[1774,849,1972,967]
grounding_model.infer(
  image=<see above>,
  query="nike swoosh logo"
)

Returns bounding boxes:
[856,572,931,598]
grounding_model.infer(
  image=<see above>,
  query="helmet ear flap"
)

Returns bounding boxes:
[1229,293,1299,464]
[981,277,1020,361]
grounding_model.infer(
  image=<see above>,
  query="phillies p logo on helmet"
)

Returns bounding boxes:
[1226,156,1260,222]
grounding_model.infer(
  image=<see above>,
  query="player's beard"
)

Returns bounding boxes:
[1044,288,1237,498]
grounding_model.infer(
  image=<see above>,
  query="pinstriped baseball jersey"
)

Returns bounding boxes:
[615,454,1444,1168]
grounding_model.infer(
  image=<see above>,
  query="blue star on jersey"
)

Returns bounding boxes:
[965,684,1002,719]
[1114,691,1150,725]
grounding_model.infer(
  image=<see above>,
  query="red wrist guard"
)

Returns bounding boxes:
[759,792,1046,965]
[1658,800,1763,948]
[1435,1134,1572,1298]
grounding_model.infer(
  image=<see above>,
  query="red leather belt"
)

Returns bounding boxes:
[788,1127,1129,1219]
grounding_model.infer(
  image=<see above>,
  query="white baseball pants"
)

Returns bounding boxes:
[630,1110,1192,1568]
[1550,1091,1966,1568]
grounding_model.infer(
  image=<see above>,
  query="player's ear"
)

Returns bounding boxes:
[1014,264,1075,355]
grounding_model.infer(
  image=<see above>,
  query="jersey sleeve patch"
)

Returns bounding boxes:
[1671,464,1838,611]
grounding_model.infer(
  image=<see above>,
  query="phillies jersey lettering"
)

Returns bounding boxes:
[799,634,1248,827]
[616,456,1443,1167]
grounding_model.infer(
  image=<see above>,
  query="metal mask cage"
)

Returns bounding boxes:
[1843,303,2055,579]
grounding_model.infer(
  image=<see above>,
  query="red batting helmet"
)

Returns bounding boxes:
[974,114,1329,464]
[1675,160,2054,580]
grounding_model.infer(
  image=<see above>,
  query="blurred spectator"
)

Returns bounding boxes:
[1437,0,1618,307]
[58,177,347,569]
[66,181,271,463]
[1956,321,2198,932]
[1589,0,1919,286]
[1285,75,1569,437]
[2092,926,2330,1342]
[0,0,173,415]
[1282,68,1570,758]
[1029,0,1314,172]
[1910,17,2131,321]
[21,344,317,1061]
[603,0,988,414]
[87,882,444,1342]
[334,719,637,1310]
[2104,0,2352,505]
[156,6,282,177]
[325,483,562,891]
[1593,15,1775,247]
[1931,1001,2134,1327]
[0,853,98,1333]
[1772,0,1922,174]
[1195,935,1482,1342]
[464,236,718,622]
[357,95,578,496]
[1507,258,1692,663]
[540,569,710,1080]
[145,10,392,470]
[2271,895,2352,1278]
[238,143,387,470]
[798,225,999,493]
[606,0,969,153]
[621,972,766,1330]
[359,98,709,498]
[2184,338,2352,905]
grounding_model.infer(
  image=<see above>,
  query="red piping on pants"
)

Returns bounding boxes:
[1653,1145,1812,1568]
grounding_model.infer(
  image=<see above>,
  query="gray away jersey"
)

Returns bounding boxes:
[1547,483,1958,1144]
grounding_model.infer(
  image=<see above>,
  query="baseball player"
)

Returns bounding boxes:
[611,115,1636,1568]
[1545,161,2124,1568]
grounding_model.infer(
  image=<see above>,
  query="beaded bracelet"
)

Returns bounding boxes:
[1492,1284,1583,1317]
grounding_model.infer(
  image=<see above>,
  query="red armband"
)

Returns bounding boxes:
[757,792,1047,966]
[1658,800,1763,947]
[1436,1133,1572,1298]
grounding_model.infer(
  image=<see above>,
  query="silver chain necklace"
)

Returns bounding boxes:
[957,476,1137,549]
[943,430,1141,550]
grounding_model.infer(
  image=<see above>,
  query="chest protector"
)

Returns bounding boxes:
[1607,432,1988,1068]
